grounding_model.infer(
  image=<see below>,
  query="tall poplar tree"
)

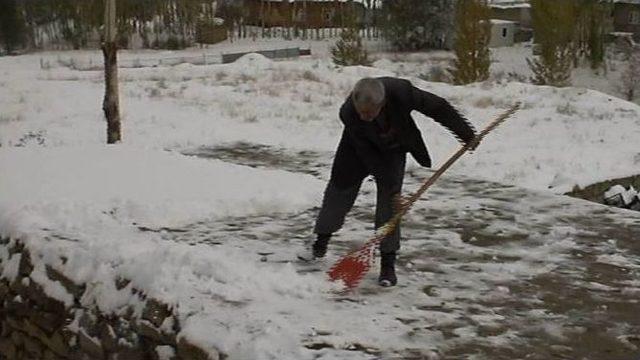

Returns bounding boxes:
[527,0,576,87]
[450,0,491,85]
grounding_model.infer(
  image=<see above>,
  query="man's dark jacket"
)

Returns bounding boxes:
[339,77,475,179]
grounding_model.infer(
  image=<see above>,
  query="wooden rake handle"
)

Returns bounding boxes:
[327,103,522,290]
[375,102,522,242]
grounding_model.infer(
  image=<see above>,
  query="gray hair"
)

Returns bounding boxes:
[351,78,385,109]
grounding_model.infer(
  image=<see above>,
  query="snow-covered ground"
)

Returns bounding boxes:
[3,45,639,191]
[1,39,640,359]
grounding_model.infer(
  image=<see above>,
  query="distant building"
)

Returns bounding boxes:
[488,0,532,43]
[489,19,516,47]
[613,0,640,41]
[243,0,366,29]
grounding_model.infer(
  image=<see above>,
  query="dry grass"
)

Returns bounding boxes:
[244,114,258,123]
[556,102,578,116]
[0,114,24,124]
[156,79,168,89]
[238,73,257,83]
[215,72,228,81]
[474,96,495,109]
[302,70,321,82]
[147,87,161,97]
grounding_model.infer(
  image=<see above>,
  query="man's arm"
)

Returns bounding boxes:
[410,86,476,144]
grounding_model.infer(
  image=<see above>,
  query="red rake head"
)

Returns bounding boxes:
[327,243,376,290]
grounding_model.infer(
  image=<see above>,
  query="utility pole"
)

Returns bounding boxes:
[102,0,121,143]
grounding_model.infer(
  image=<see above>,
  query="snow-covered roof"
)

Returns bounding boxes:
[489,0,530,9]
[489,0,528,3]
[490,19,517,25]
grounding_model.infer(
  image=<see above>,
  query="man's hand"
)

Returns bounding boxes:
[466,135,482,152]
[392,194,411,214]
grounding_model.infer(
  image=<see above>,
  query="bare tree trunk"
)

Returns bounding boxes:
[286,2,291,39]
[260,0,265,38]
[365,0,370,39]
[102,0,121,144]
[267,0,272,38]
[302,0,307,40]
[372,0,377,39]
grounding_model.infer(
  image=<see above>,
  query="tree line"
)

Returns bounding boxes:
[0,0,458,53]
[0,0,217,52]
[334,0,614,87]
[1,0,627,92]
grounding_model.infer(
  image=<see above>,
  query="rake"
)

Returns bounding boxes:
[327,102,522,290]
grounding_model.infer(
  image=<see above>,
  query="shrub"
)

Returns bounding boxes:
[331,28,371,67]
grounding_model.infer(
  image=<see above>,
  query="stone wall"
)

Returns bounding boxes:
[0,238,222,360]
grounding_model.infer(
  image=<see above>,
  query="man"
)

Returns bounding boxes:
[299,77,478,287]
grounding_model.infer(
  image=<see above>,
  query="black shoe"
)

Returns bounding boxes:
[378,252,397,287]
[297,234,331,261]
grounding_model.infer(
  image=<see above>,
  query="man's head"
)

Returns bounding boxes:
[351,78,385,122]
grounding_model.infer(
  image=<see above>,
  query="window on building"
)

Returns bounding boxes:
[630,11,640,25]
[502,27,508,38]
[324,9,335,23]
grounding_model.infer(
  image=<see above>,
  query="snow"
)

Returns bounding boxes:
[1,38,640,359]
[3,46,639,193]
[231,52,274,72]
[605,184,638,205]
[0,145,322,230]
[0,253,21,282]
[155,345,176,360]
[488,0,531,9]
[30,262,75,307]
[490,19,517,25]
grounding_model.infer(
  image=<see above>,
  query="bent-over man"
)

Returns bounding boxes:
[299,77,478,287]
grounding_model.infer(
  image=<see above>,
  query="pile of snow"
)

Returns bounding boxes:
[232,52,273,72]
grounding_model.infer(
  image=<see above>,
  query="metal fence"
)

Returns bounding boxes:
[45,46,310,71]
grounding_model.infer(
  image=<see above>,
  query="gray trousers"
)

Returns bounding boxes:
[314,137,406,254]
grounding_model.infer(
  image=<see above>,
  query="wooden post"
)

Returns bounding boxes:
[102,0,121,144]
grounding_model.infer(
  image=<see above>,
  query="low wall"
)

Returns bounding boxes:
[0,237,222,360]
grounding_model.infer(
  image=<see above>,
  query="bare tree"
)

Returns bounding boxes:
[102,0,121,144]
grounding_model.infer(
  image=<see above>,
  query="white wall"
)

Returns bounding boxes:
[490,21,515,47]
